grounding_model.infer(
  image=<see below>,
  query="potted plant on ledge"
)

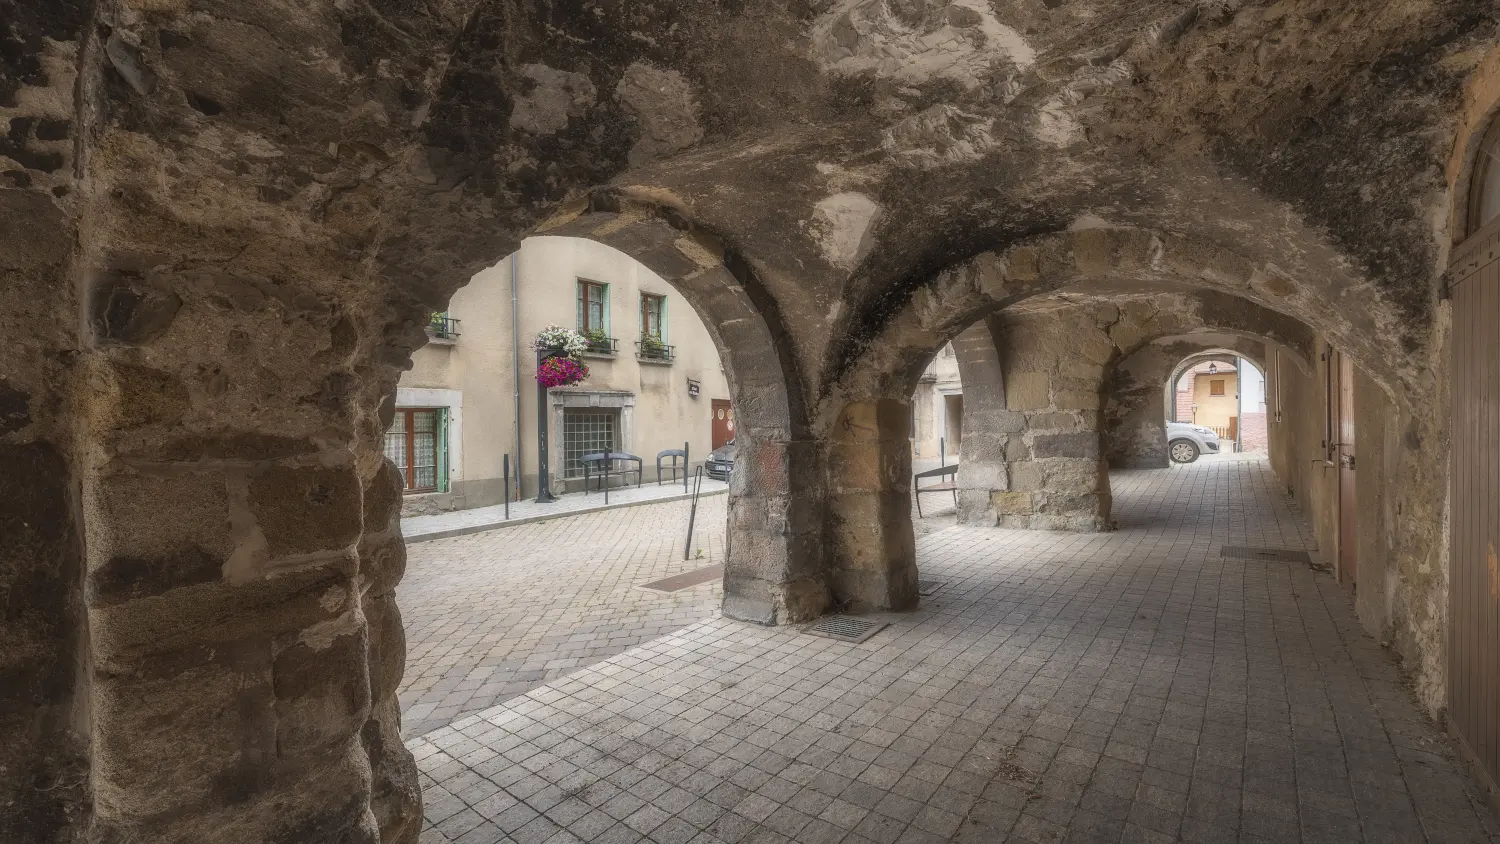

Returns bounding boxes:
[639,332,671,361]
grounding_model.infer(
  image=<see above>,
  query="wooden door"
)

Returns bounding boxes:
[1335,352,1357,589]
[712,400,734,449]
[1450,220,1500,799]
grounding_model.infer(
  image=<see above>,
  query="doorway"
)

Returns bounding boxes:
[712,399,734,449]
[1328,348,1357,589]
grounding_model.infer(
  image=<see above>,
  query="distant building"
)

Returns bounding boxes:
[911,343,963,460]
[389,237,732,512]
[1173,358,1268,452]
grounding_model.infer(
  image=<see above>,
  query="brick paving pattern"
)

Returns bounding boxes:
[398,496,729,737]
[408,456,1500,843]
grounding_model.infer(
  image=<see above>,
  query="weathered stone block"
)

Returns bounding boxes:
[273,628,370,757]
[249,464,362,558]
[1009,461,1042,491]
[358,532,407,598]
[992,491,1035,515]
[1032,433,1099,459]
[1028,412,1079,431]
[1006,437,1031,462]
[1006,372,1049,410]
[1054,389,1100,410]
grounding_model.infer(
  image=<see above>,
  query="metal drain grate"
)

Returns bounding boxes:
[1221,546,1312,564]
[806,615,888,644]
[917,579,946,596]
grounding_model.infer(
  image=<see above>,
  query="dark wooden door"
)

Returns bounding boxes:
[1450,221,1500,800]
[712,400,734,449]
[1335,352,1357,589]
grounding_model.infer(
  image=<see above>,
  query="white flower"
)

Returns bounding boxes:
[533,325,588,358]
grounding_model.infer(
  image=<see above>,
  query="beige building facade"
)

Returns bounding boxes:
[391,236,732,510]
[911,343,963,460]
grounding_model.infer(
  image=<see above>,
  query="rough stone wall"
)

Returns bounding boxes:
[2,4,98,840]
[987,308,1113,531]
[1265,339,1453,714]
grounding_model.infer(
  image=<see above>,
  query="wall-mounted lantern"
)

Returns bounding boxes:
[1207,362,1218,375]
[687,378,701,398]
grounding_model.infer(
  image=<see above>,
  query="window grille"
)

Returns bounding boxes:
[564,409,617,478]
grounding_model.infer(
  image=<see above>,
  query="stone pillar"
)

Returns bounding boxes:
[827,399,919,612]
[1104,345,1176,468]
[990,311,1112,531]
[722,431,829,624]
[952,320,1015,523]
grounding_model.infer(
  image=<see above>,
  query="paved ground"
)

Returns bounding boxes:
[399,496,730,737]
[399,471,960,737]
[408,456,1500,843]
[403,479,730,543]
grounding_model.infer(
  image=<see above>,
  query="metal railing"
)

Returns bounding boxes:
[427,313,461,339]
[582,335,617,355]
[635,339,675,362]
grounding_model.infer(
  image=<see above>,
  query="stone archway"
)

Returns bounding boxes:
[535,198,829,626]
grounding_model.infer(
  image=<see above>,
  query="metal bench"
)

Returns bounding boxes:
[580,451,643,493]
[913,463,958,517]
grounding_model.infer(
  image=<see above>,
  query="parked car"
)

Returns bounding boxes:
[706,439,736,480]
[1167,422,1221,464]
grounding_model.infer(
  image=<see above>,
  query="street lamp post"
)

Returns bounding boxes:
[534,348,559,503]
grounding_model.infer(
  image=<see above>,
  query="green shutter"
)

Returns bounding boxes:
[437,408,450,493]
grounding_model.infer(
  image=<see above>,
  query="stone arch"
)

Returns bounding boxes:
[898,289,1318,527]
[830,226,1415,415]
[1108,340,1272,469]
[531,197,829,625]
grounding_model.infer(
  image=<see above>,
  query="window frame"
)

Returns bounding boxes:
[1209,379,1226,397]
[577,279,610,335]
[1468,115,1500,237]
[640,292,667,341]
[385,407,446,493]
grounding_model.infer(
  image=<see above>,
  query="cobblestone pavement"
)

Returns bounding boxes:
[408,457,1500,843]
[398,495,729,738]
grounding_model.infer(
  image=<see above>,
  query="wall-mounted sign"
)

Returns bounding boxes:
[686,378,701,398]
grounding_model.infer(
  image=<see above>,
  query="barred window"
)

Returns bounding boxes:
[564,409,617,478]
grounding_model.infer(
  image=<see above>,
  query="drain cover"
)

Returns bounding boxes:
[1221,546,1312,563]
[917,579,946,596]
[806,615,888,644]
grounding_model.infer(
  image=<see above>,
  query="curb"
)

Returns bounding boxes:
[403,487,729,544]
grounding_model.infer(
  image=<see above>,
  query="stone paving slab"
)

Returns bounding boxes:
[407,458,1500,843]
[403,480,730,543]
[398,496,729,738]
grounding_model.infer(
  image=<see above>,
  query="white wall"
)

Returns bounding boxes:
[399,236,733,508]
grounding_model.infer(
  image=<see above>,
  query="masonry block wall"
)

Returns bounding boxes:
[989,309,1113,531]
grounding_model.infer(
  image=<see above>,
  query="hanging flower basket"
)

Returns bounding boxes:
[537,355,589,388]
[533,324,589,359]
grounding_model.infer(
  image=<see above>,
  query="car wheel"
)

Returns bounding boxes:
[1169,439,1200,464]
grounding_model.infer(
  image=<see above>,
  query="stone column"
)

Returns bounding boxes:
[990,311,1112,531]
[826,399,919,612]
[952,319,1016,523]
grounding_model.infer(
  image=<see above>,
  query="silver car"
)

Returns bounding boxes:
[1167,422,1221,463]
